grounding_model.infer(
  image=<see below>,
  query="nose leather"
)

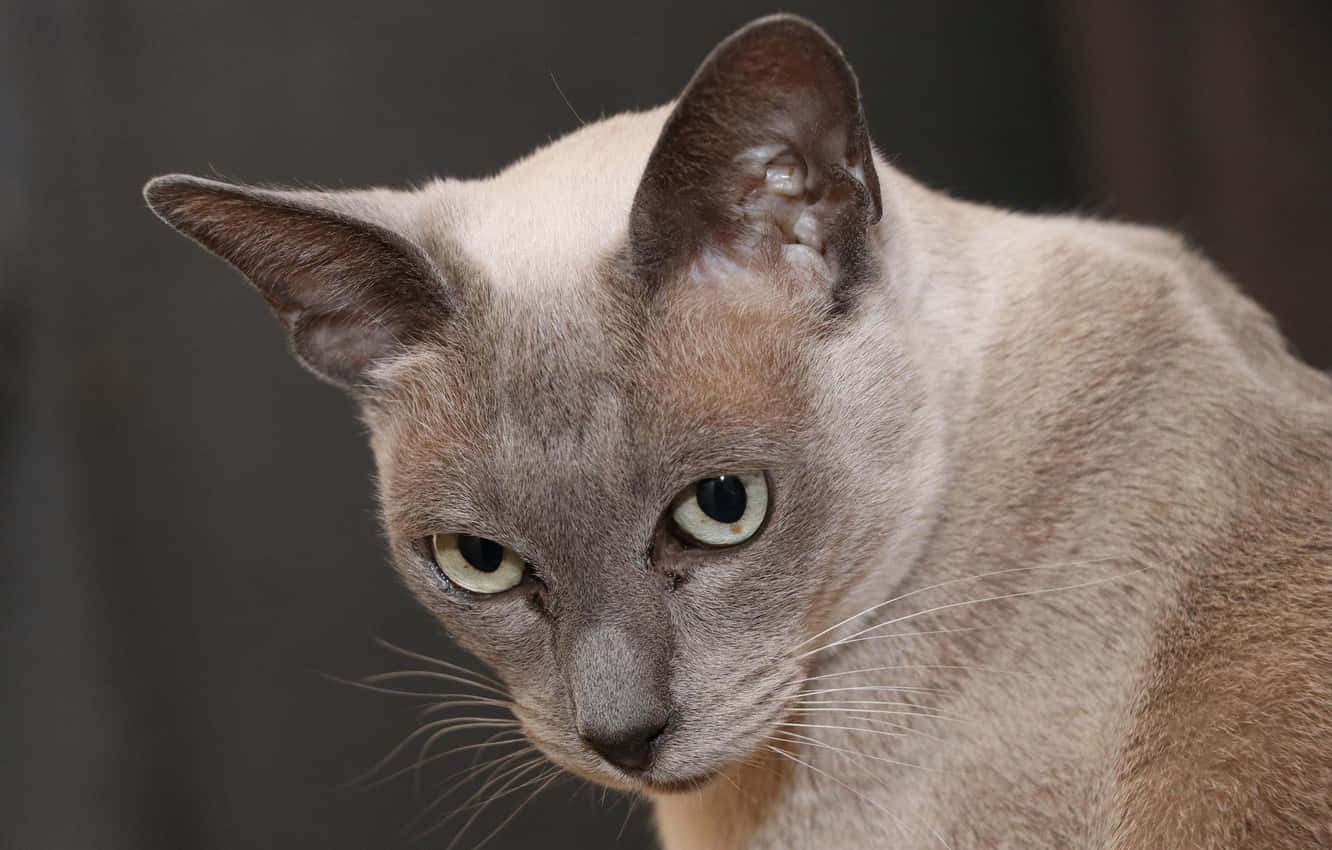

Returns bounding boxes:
[580,716,668,772]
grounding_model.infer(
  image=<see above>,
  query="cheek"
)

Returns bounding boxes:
[438,608,549,675]
[667,550,817,687]
[660,463,843,674]
[762,461,894,631]
[406,585,560,704]
[658,567,812,771]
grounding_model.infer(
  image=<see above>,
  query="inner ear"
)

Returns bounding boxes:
[629,15,882,299]
[144,175,450,390]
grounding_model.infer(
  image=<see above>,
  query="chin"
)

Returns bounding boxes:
[525,708,778,797]
[534,738,731,796]
[639,770,721,795]
[542,750,722,795]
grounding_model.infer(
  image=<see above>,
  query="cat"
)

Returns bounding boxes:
[143,14,1332,849]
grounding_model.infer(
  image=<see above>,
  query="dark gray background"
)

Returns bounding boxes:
[3,2,1328,848]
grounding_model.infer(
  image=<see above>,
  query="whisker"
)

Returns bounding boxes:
[430,763,557,846]
[821,626,997,649]
[790,555,1125,653]
[465,769,563,850]
[795,694,955,712]
[784,711,949,743]
[411,717,523,795]
[766,743,951,849]
[799,662,1026,684]
[410,753,547,835]
[717,768,744,794]
[798,562,1149,660]
[406,748,537,823]
[769,728,950,774]
[415,696,515,719]
[470,727,528,768]
[790,705,969,723]
[773,720,907,740]
[410,697,515,716]
[364,669,510,700]
[795,684,952,698]
[617,793,642,841]
[373,637,505,689]
[810,626,996,651]
[344,717,520,788]
[354,734,527,791]
[447,753,551,817]
[323,672,507,703]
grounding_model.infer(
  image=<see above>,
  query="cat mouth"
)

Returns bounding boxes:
[638,770,720,795]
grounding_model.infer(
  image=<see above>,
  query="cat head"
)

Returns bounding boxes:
[145,15,928,792]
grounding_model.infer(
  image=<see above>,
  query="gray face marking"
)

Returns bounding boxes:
[365,276,870,789]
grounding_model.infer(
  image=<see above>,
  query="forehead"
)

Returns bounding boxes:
[438,106,672,296]
[371,281,816,540]
[374,105,820,537]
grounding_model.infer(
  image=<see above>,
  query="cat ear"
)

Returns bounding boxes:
[629,15,882,301]
[143,175,449,391]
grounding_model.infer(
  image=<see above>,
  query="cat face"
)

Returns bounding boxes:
[367,281,848,789]
[145,15,926,791]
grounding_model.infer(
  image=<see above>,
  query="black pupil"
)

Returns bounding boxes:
[696,476,747,524]
[458,535,503,573]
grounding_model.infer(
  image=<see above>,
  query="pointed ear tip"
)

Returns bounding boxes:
[143,173,238,205]
[709,15,856,92]
[734,13,841,47]
[744,12,826,32]
[142,173,197,215]
[142,175,248,228]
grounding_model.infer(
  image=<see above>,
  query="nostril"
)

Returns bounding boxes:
[581,717,669,773]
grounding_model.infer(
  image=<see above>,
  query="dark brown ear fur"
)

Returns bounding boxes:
[629,15,882,302]
[143,175,448,390]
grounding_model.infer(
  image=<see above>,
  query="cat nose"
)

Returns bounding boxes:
[580,715,669,772]
[568,622,672,773]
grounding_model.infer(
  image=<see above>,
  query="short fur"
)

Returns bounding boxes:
[144,15,1332,849]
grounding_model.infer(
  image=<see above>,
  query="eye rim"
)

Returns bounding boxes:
[425,532,529,596]
[668,471,771,549]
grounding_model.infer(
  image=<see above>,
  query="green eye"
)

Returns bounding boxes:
[670,472,769,546]
[430,533,526,594]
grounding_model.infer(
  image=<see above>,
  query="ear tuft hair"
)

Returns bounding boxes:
[629,15,881,302]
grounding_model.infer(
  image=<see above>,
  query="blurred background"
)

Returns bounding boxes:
[2,1,1329,848]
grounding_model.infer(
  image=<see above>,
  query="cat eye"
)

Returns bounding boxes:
[669,472,769,547]
[429,533,526,594]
